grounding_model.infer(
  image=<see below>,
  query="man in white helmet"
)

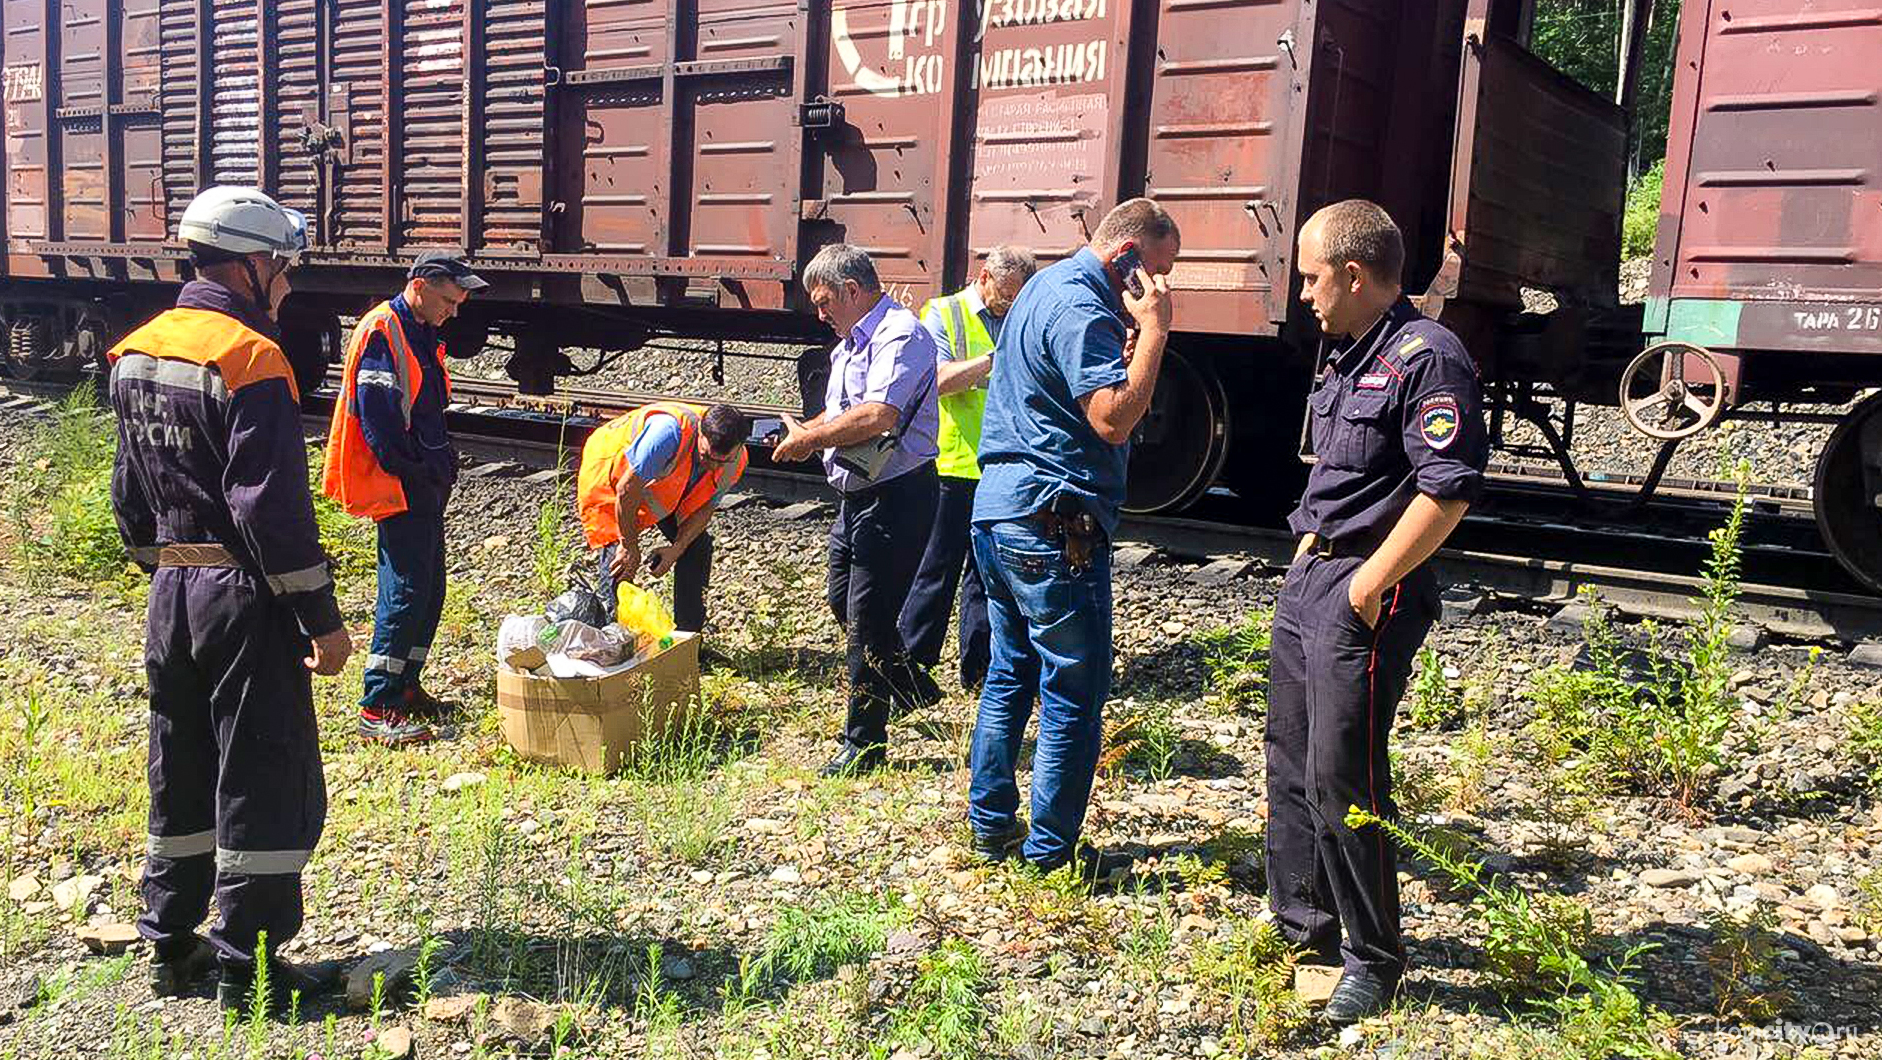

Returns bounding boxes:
[107,185,352,1016]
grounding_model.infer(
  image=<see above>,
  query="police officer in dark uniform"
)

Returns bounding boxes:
[109,186,352,1014]
[1265,199,1487,1025]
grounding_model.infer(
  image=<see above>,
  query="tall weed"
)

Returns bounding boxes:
[10,392,123,581]
[1525,477,1751,808]
[1199,609,1273,711]
[1348,807,1676,1059]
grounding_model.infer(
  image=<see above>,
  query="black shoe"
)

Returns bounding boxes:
[971,824,1027,864]
[150,936,218,998]
[1030,845,1135,889]
[217,957,343,1017]
[819,741,887,778]
[1322,969,1396,1026]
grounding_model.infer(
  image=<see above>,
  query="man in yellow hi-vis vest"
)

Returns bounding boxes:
[896,245,1037,691]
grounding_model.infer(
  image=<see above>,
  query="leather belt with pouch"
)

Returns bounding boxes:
[830,362,935,485]
[831,434,898,482]
[1029,495,1101,574]
[157,543,242,568]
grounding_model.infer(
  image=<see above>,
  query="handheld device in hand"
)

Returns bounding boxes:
[751,416,784,446]
[1111,243,1145,298]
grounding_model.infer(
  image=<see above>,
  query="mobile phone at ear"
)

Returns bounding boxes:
[1111,244,1145,298]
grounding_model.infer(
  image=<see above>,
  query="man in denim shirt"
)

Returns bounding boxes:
[774,244,940,776]
[967,199,1179,878]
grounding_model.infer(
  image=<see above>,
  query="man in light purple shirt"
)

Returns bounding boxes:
[774,243,941,776]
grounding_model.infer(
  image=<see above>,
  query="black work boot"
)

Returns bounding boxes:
[1322,968,1396,1026]
[820,741,887,778]
[149,935,218,998]
[1026,845,1135,890]
[217,956,343,1018]
[971,824,1027,864]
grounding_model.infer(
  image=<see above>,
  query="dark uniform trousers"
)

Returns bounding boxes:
[896,474,992,689]
[596,514,713,633]
[1265,552,1437,982]
[139,567,327,965]
[829,461,939,748]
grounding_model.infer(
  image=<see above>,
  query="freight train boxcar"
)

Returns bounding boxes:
[0,0,1619,513]
[1624,0,1882,590]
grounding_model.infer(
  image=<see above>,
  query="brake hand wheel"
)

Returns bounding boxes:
[1619,340,1727,441]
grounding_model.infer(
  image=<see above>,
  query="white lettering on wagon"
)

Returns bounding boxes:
[4,63,43,104]
[831,0,1112,99]
[1793,306,1882,331]
[973,38,1106,89]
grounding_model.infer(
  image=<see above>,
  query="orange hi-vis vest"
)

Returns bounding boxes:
[106,307,299,398]
[321,300,451,521]
[577,402,748,548]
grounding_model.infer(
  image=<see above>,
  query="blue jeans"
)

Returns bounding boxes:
[361,507,447,709]
[967,518,1113,869]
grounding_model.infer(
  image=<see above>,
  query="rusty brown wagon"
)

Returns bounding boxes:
[0,0,1878,588]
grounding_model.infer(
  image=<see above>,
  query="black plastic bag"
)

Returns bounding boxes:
[544,571,608,628]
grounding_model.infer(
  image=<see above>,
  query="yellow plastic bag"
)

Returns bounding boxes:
[615,581,677,651]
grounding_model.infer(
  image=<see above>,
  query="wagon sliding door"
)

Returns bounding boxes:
[813,0,964,309]
[1141,0,1299,336]
[0,0,166,266]
[552,0,802,307]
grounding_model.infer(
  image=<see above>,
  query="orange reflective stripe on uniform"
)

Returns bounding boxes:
[107,308,297,401]
[321,301,451,522]
[576,401,749,548]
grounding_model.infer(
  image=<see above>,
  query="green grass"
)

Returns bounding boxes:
[1622,160,1664,259]
[883,939,987,1058]
[761,889,905,981]
[1190,918,1307,1052]
[1198,608,1273,712]
[7,392,126,583]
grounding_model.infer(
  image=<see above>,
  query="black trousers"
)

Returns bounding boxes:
[1265,553,1436,982]
[896,474,991,689]
[597,514,713,633]
[138,567,327,967]
[828,462,939,748]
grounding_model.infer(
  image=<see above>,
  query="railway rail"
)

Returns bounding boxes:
[8,375,1880,649]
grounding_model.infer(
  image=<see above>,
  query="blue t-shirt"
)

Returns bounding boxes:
[626,413,683,480]
[973,248,1130,535]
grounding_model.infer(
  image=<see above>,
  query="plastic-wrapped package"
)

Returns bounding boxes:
[497,614,549,670]
[538,620,635,668]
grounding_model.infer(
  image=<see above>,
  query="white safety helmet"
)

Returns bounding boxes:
[177,186,307,264]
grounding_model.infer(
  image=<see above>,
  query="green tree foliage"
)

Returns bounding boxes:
[1529,0,1683,173]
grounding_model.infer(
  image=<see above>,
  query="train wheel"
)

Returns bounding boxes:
[1123,348,1230,514]
[1813,390,1882,594]
[1218,360,1311,521]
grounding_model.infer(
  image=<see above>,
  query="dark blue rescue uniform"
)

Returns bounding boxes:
[109,279,341,970]
[1265,297,1487,984]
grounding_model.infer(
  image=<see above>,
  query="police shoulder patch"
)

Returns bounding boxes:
[1419,395,1460,450]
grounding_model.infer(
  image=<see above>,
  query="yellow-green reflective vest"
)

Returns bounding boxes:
[926,291,995,479]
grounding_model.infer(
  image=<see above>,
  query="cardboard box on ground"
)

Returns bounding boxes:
[496,633,702,774]
[494,581,695,774]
